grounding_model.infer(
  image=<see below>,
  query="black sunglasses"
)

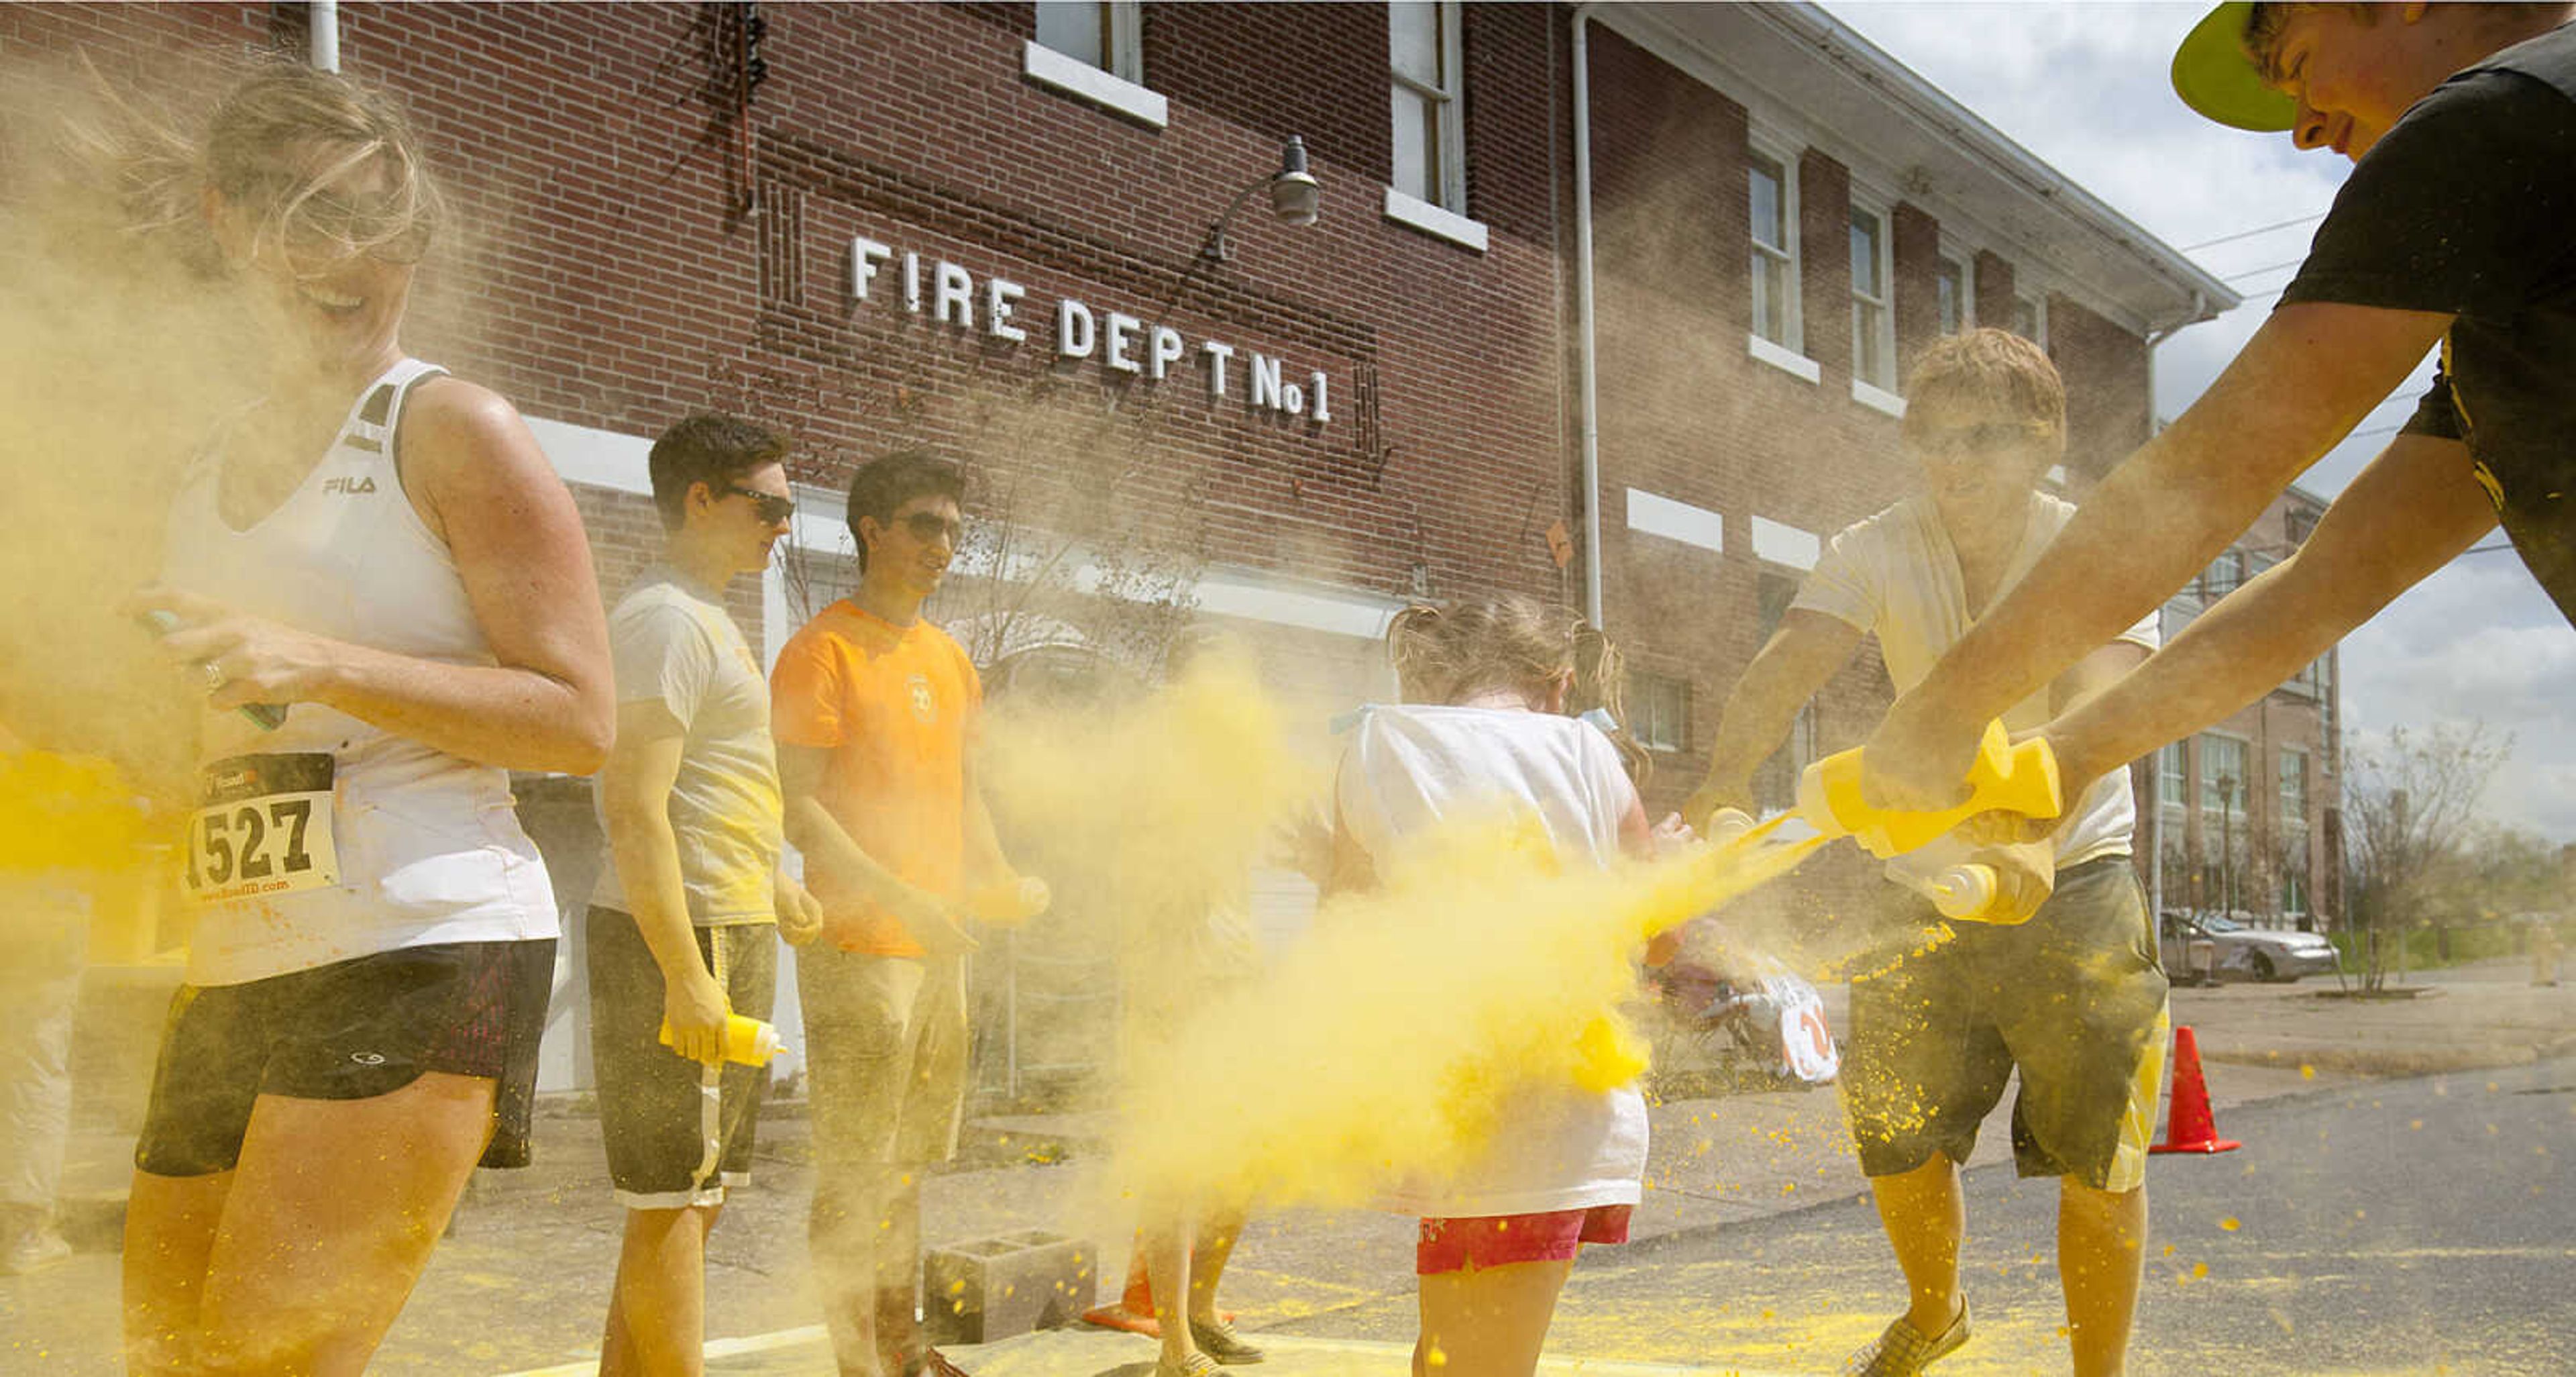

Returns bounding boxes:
[1909,421,2045,456]
[894,511,964,545]
[722,485,796,524]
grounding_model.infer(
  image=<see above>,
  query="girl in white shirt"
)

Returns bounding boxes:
[1330,596,1654,1377]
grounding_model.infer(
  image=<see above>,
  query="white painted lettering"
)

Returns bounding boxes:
[1250,352,1285,411]
[902,252,922,313]
[1201,340,1234,397]
[1058,299,1096,358]
[851,237,892,303]
[987,278,1026,342]
[1309,370,1332,423]
[1105,313,1142,374]
[934,261,973,327]
[1281,381,1305,415]
[1149,326,1185,380]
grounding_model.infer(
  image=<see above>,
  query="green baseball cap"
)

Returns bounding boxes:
[2171,2,2298,132]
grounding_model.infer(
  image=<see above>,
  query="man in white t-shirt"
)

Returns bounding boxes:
[590,414,824,1375]
[1682,331,2168,1377]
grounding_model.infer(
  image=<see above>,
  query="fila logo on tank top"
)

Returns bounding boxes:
[160,358,559,986]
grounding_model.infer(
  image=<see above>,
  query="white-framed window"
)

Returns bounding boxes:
[1935,253,1971,336]
[1749,151,1798,351]
[2012,289,2047,350]
[1024,1,1163,125]
[2278,747,2310,919]
[1389,1,1465,215]
[1034,0,1142,83]
[1849,201,1895,391]
[2157,741,2189,819]
[1631,672,1690,753]
[2198,733,2251,912]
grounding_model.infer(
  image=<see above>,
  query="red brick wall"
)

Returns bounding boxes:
[17,3,2180,929]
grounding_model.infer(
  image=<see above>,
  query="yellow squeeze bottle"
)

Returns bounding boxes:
[1796,721,2061,859]
[658,1013,783,1066]
[965,875,1052,925]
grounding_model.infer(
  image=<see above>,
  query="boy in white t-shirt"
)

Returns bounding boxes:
[1682,331,2168,1377]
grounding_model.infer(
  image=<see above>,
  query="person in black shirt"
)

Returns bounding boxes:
[1854,2,2576,831]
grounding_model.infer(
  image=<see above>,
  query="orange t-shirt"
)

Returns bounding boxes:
[769,601,981,956]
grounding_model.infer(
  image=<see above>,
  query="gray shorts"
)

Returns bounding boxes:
[1841,858,2171,1192]
[586,908,776,1209]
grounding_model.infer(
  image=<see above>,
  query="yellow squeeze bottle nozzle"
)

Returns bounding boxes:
[1795,720,2061,859]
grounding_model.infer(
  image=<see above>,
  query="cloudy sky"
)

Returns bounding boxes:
[1822,1,2575,842]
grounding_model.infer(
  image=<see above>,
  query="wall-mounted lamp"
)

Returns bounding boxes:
[1201,135,1321,263]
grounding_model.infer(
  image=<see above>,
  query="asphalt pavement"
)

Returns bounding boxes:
[3,958,2570,1375]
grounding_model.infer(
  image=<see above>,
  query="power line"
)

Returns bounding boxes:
[2178,211,2327,252]
[2224,256,2308,282]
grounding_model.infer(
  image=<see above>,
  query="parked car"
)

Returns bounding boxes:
[2159,911,2340,983]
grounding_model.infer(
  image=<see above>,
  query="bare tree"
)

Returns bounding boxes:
[2339,721,2510,991]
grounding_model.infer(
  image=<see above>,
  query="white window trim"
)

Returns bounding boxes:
[1382,185,1489,252]
[1935,246,1975,335]
[1746,125,1804,357]
[1021,39,1169,128]
[1390,0,1468,215]
[1625,488,1725,554]
[2198,731,2252,819]
[2012,284,2050,351]
[1748,333,1821,384]
[1847,193,1897,393]
[1750,515,1820,571]
[1850,378,1906,418]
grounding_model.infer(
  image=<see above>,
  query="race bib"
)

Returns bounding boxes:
[184,754,339,903]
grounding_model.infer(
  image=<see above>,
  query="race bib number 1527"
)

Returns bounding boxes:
[184,753,339,903]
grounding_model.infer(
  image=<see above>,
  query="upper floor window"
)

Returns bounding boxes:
[1849,204,1894,390]
[1750,154,1797,349]
[2012,291,2047,350]
[2279,747,2309,827]
[2157,741,2188,815]
[1389,1,1465,214]
[2199,734,2249,821]
[1935,254,1970,336]
[1034,1,1141,83]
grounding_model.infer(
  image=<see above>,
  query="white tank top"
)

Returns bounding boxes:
[160,358,558,985]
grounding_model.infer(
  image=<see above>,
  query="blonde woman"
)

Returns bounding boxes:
[113,62,612,1375]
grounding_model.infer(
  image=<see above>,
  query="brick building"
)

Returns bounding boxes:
[2137,486,2343,931]
[13,1,2312,1088]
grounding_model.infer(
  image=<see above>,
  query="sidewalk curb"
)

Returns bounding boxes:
[2200,1033,2576,1078]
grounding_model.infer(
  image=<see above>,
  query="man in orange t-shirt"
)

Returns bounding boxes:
[771,450,1034,1377]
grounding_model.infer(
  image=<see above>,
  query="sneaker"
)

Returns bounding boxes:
[0,1227,72,1276]
[1841,1301,1969,1376]
[1155,1352,1222,1377]
[1189,1317,1266,1365]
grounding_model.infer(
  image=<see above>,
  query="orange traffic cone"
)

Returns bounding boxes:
[2150,1024,2241,1155]
[1080,1237,1161,1335]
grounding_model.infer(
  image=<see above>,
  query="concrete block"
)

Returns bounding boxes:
[924,1229,1097,1344]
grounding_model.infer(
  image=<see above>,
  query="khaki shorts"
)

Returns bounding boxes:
[1842,858,2171,1193]
[798,948,969,1174]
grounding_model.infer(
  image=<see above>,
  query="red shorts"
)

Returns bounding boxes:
[1415,1204,1632,1275]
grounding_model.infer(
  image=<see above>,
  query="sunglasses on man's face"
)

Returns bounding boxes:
[723,486,797,524]
[1910,422,2044,457]
[892,511,964,546]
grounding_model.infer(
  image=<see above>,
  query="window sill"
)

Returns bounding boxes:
[1747,334,1820,384]
[1020,41,1168,128]
[1851,378,1907,419]
[1382,187,1489,253]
